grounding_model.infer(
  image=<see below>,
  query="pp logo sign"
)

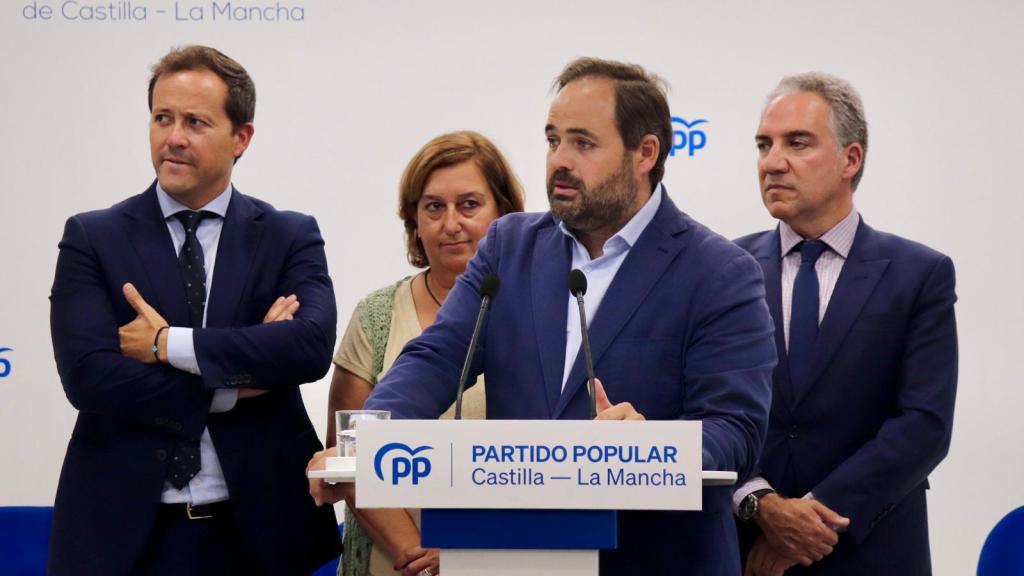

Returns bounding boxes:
[0,348,11,378]
[374,442,433,485]
[671,116,708,157]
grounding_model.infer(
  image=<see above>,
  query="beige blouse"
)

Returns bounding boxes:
[334,277,486,419]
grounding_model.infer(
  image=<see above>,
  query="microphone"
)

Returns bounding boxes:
[568,269,597,419]
[454,273,500,420]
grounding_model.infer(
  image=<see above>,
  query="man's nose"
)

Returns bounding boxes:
[166,122,189,149]
[760,145,788,173]
[548,143,573,175]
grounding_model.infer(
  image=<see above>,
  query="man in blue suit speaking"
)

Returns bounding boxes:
[48,46,340,575]
[732,73,958,576]
[338,58,778,574]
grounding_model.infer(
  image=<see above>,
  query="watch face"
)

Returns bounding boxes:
[740,494,757,521]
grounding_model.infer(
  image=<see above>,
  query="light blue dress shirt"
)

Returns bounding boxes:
[156,183,237,505]
[558,184,663,390]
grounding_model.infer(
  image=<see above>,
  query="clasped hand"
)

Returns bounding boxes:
[745,494,851,575]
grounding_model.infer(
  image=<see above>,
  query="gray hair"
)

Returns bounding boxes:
[766,72,868,190]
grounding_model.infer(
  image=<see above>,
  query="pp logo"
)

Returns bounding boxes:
[374,442,433,485]
[671,116,708,157]
[0,348,11,378]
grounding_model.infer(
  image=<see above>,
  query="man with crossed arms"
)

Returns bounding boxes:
[49,45,339,575]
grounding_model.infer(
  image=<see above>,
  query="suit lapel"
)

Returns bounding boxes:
[749,228,796,408]
[123,184,191,327]
[792,221,889,407]
[531,222,572,416]
[553,194,689,418]
[206,189,263,329]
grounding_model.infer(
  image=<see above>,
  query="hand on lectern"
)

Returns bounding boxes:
[593,378,646,421]
[306,448,353,506]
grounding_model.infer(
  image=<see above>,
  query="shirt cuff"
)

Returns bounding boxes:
[210,389,239,413]
[732,476,775,516]
[167,327,201,375]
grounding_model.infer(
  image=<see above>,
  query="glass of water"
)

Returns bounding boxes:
[335,410,390,457]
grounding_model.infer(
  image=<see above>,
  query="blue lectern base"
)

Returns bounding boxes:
[421,509,616,549]
[421,509,616,576]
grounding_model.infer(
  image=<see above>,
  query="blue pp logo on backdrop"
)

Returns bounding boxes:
[671,116,708,157]
[374,442,434,485]
[0,348,11,378]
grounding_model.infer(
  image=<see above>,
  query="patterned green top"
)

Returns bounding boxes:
[340,278,406,576]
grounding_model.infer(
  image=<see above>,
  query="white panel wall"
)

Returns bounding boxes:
[1,2,1021,574]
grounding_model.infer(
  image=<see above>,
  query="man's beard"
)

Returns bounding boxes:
[547,153,638,233]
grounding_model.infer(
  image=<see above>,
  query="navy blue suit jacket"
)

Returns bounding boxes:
[48,184,341,576]
[366,193,777,575]
[735,220,958,575]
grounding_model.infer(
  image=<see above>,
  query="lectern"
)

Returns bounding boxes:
[309,419,735,575]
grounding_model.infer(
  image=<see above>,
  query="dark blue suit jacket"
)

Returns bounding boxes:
[366,192,777,575]
[48,184,341,576]
[734,220,957,575]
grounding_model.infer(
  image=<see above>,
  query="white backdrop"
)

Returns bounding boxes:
[2,1,1022,574]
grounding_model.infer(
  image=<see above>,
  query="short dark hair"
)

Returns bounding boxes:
[399,131,525,268]
[148,45,255,131]
[555,57,672,186]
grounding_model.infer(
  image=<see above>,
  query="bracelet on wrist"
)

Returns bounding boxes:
[152,325,170,362]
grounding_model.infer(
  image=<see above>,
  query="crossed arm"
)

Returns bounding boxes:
[50,213,336,438]
[118,283,301,399]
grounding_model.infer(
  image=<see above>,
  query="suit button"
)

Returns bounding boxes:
[787,426,799,439]
[156,449,167,462]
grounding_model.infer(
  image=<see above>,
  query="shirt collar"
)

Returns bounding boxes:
[779,207,860,259]
[156,182,232,220]
[557,182,664,251]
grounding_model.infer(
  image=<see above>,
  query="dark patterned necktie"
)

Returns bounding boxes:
[175,210,215,328]
[166,210,216,489]
[788,240,828,389]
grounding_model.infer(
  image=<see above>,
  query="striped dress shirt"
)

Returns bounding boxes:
[779,209,861,348]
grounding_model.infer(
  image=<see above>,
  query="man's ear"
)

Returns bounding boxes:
[233,123,255,159]
[841,142,863,182]
[634,133,660,177]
